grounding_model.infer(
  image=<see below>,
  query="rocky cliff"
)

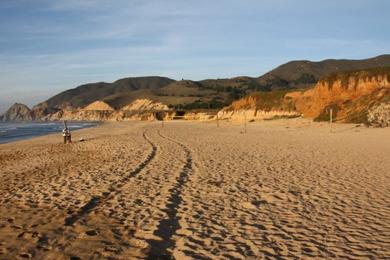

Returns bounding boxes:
[290,68,390,123]
[220,67,390,126]
[0,103,33,122]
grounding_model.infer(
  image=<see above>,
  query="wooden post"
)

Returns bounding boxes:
[244,113,247,134]
[329,108,333,132]
[216,113,219,128]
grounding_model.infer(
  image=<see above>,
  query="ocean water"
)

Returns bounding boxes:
[0,122,98,144]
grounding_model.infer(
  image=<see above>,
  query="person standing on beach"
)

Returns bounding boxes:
[67,128,72,143]
[62,120,72,144]
[62,127,70,144]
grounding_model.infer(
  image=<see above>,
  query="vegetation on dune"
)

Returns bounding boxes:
[247,89,298,111]
[345,109,369,124]
[379,89,390,103]
[314,104,341,122]
[263,114,301,120]
[313,88,390,124]
[345,88,390,124]
[169,97,228,110]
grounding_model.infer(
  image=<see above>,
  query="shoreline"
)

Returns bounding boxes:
[0,118,387,146]
[0,117,382,141]
[0,121,100,145]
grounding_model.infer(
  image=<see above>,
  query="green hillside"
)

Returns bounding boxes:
[30,54,390,116]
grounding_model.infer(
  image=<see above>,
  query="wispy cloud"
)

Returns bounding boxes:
[0,0,389,112]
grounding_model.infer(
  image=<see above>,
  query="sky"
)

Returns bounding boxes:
[0,0,389,113]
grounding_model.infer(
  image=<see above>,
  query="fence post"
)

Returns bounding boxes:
[216,113,219,128]
[329,108,333,132]
[244,113,247,134]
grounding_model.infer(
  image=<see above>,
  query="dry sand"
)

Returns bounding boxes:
[0,119,389,259]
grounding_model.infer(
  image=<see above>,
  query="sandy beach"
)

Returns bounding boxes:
[0,119,389,259]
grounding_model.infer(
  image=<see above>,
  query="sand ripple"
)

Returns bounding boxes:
[0,120,389,259]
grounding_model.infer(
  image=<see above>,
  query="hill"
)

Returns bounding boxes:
[257,54,390,89]
[2,54,389,120]
[31,76,175,117]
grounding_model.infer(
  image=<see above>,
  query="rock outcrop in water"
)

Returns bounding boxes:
[0,103,33,122]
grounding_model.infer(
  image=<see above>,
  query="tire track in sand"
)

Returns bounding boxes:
[64,130,157,226]
[147,130,193,259]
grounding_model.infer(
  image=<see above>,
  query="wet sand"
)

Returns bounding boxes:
[0,119,389,259]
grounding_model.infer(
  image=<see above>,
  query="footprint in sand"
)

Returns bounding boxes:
[85,230,99,236]
[18,252,32,259]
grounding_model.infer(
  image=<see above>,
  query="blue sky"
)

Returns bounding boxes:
[0,0,389,113]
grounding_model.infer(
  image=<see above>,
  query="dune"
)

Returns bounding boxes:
[83,101,115,111]
[0,119,389,259]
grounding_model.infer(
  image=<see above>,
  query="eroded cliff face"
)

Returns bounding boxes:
[217,109,300,122]
[219,70,390,126]
[44,108,215,122]
[0,103,33,122]
[44,109,116,121]
[121,99,169,111]
[217,91,301,122]
[290,74,390,121]
[40,100,169,121]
